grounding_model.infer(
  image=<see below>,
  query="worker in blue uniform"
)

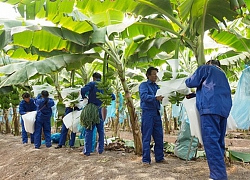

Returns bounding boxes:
[139,67,166,165]
[19,92,37,144]
[34,90,55,149]
[80,72,115,156]
[185,60,232,180]
[55,106,81,149]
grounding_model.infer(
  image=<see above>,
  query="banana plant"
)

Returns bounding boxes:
[1,0,250,152]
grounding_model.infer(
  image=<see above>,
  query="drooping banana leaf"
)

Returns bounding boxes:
[229,150,250,163]
[0,53,100,87]
[209,29,250,53]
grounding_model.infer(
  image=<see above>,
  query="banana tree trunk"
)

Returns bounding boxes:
[3,109,11,134]
[12,107,19,136]
[119,72,142,155]
[163,106,170,134]
[113,91,120,137]
[102,41,142,154]
[124,111,131,132]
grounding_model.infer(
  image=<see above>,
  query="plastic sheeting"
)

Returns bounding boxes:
[231,67,250,130]
[182,97,237,146]
[51,133,61,143]
[156,78,190,106]
[63,110,82,133]
[182,97,203,145]
[22,111,37,133]
[174,120,199,161]
[32,83,55,98]
[61,87,85,108]
[172,104,181,118]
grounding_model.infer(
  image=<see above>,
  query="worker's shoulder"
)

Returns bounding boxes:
[139,81,148,86]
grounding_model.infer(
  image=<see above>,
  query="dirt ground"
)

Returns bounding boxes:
[0,130,250,180]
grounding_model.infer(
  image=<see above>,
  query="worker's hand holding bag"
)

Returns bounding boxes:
[21,111,37,133]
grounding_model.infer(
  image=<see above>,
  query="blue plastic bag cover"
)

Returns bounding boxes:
[231,67,250,129]
[172,104,181,118]
[51,133,61,143]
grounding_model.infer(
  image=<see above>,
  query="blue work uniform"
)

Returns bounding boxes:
[58,107,81,147]
[19,98,37,144]
[34,95,55,149]
[185,65,232,180]
[139,79,164,164]
[81,80,115,155]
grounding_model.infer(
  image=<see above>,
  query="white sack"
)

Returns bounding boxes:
[63,110,82,133]
[156,78,190,106]
[183,97,238,145]
[182,97,203,145]
[22,111,37,134]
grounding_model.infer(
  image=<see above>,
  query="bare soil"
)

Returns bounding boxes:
[0,130,250,180]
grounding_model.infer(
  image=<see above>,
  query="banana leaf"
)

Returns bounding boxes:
[229,150,250,163]
[0,53,100,87]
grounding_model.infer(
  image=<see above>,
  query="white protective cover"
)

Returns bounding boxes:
[32,84,55,98]
[182,97,203,145]
[21,111,37,133]
[61,87,82,108]
[182,97,238,145]
[63,110,82,133]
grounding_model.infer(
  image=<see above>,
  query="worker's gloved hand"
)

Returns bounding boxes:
[185,93,196,99]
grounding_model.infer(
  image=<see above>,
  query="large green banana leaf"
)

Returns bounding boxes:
[121,18,178,39]
[0,53,100,87]
[210,29,250,53]
[1,0,248,67]
[179,0,237,35]
[0,19,94,58]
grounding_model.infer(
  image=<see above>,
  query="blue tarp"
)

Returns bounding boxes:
[106,93,125,123]
[231,67,250,130]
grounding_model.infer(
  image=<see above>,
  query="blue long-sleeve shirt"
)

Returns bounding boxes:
[81,80,115,107]
[35,94,55,118]
[139,80,160,110]
[19,99,37,115]
[185,65,232,118]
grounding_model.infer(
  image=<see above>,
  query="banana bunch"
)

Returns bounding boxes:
[80,103,99,130]
[230,0,247,15]
[65,91,80,108]
[168,92,185,106]
[10,88,20,107]
[96,80,114,107]
[176,73,188,79]
[65,91,79,100]
[0,93,11,110]
[162,71,172,81]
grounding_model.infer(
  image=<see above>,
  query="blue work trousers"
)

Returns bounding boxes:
[58,123,76,147]
[21,118,34,143]
[200,114,227,180]
[141,109,164,164]
[34,116,52,148]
